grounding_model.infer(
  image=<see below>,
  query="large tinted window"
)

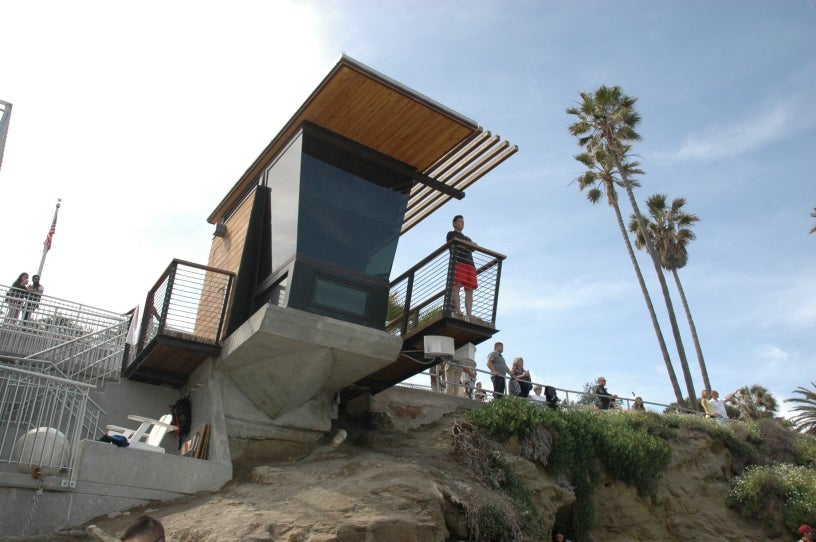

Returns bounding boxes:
[298,153,409,279]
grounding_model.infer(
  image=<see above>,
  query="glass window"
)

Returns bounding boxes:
[298,153,409,279]
[313,276,368,317]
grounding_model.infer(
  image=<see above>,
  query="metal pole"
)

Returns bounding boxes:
[0,100,12,174]
[37,199,61,277]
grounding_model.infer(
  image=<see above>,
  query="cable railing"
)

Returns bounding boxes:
[135,259,233,353]
[388,240,505,335]
[0,364,100,484]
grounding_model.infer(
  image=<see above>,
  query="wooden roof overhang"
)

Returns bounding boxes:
[208,54,517,234]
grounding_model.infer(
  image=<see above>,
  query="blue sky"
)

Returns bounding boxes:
[1,1,814,414]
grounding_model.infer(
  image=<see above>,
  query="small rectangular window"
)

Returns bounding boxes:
[313,277,369,317]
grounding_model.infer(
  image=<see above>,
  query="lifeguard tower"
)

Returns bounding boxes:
[0,55,517,536]
[124,54,517,447]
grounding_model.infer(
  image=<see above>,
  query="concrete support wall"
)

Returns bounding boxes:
[0,440,231,537]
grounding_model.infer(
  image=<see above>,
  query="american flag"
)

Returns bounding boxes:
[43,201,60,251]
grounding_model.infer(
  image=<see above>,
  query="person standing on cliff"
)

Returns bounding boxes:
[593,376,617,411]
[486,342,509,398]
[23,274,44,321]
[709,389,737,424]
[446,215,478,316]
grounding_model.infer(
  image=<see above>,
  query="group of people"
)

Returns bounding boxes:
[700,389,737,423]
[484,342,562,407]
[3,272,44,321]
[486,342,533,398]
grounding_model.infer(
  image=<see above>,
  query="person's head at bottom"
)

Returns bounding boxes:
[121,515,165,542]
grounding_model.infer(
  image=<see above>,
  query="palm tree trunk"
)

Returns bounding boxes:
[610,198,685,405]
[672,269,711,392]
[615,159,697,408]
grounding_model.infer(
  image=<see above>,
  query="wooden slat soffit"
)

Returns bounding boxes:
[208,54,517,233]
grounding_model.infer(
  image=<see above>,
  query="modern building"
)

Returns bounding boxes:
[0,55,516,537]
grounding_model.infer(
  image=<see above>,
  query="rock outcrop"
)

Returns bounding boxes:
[47,387,788,542]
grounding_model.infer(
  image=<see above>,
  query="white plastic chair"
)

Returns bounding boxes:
[106,414,175,453]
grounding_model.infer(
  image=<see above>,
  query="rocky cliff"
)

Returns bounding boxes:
[41,387,794,542]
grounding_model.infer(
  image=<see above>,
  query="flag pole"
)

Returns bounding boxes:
[37,198,61,277]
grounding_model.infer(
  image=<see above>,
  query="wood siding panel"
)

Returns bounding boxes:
[206,191,257,326]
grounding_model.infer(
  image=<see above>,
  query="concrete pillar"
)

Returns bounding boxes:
[451,343,477,398]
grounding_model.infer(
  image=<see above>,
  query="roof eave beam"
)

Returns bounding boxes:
[412,172,465,199]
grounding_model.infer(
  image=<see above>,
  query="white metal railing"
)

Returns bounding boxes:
[0,364,101,483]
[0,286,133,386]
[404,358,698,414]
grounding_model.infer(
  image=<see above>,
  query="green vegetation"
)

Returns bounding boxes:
[461,398,816,540]
[470,502,516,542]
[786,381,816,434]
[464,398,671,541]
[727,463,816,532]
[794,434,816,467]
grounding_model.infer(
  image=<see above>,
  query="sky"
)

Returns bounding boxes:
[1,0,814,416]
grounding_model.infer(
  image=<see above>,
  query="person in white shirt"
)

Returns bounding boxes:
[710,389,737,423]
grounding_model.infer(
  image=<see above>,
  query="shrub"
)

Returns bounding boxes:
[794,434,816,468]
[465,399,671,540]
[470,503,518,542]
[728,463,816,530]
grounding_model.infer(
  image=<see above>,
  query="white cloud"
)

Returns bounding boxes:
[755,343,790,365]
[658,104,790,161]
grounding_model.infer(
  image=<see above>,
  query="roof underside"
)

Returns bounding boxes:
[209,55,517,234]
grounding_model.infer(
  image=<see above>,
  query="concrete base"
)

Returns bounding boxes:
[218,305,402,444]
[0,440,231,537]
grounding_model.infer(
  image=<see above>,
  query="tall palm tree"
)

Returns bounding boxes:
[785,381,816,434]
[567,86,696,407]
[732,385,778,420]
[628,194,711,393]
[571,146,685,405]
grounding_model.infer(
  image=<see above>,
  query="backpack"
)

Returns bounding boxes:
[170,396,192,449]
[544,386,560,409]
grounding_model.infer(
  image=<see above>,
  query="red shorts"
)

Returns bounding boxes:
[453,263,478,289]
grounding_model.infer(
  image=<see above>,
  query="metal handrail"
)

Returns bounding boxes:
[0,364,100,483]
[406,358,699,414]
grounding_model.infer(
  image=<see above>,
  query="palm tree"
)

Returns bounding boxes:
[628,194,711,393]
[567,86,695,407]
[785,381,816,434]
[810,208,816,234]
[570,147,685,405]
[732,385,778,420]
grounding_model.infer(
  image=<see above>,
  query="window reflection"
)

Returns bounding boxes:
[298,154,408,279]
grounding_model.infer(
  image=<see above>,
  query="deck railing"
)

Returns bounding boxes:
[134,259,234,354]
[387,240,505,335]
